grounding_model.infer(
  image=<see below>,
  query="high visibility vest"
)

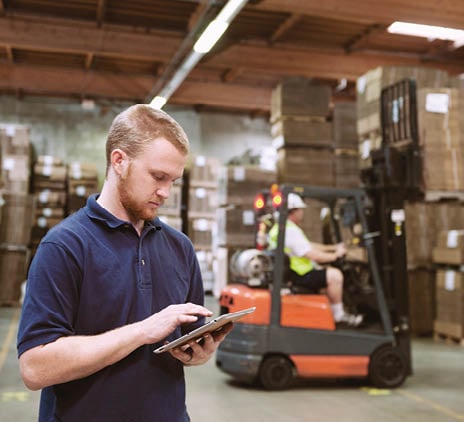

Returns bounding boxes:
[268,221,314,276]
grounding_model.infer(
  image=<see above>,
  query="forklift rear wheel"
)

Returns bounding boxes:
[259,356,294,390]
[369,346,407,388]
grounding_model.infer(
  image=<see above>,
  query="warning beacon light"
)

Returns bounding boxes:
[254,193,266,211]
[270,184,282,209]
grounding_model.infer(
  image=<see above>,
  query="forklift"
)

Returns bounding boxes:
[215,79,423,390]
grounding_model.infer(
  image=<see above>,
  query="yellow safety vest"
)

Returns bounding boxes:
[268,221,314,276]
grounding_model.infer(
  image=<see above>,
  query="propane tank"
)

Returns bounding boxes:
[229,249,273,287]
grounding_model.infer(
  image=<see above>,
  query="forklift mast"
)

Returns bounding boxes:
[361,78,423,374]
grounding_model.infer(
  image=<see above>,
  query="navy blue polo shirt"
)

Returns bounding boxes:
[17,194,205,422]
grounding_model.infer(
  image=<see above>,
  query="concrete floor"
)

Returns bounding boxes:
[1,296,464,422]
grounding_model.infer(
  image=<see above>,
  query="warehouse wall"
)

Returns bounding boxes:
[0,97,272,186]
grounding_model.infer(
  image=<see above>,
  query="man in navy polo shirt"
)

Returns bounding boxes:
[17,105,232,421]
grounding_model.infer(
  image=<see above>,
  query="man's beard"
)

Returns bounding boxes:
[118,165,157,222]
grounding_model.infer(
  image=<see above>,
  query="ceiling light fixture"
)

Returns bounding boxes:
[150,0,248,109]
[387,21,464,48]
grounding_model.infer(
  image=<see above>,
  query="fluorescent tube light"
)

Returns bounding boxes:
[216,0,248,23]
[150,96,167,109]
[194,20,229,53]
[149,0,248,106]
[388,21,464,48]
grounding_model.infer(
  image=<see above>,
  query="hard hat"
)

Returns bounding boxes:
[287,193,307,209]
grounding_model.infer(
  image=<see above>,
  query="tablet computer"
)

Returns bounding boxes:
[153,306,256,354]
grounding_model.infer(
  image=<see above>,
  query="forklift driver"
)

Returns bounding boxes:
[268,193,363,327]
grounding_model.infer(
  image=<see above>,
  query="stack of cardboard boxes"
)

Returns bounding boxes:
[66,161,99,215]
[432,230,464,342]
[0,125,34,305]
[30,156,67,257]
[356,65,464,338]
[186,155,221,292]
[271,77,335,187]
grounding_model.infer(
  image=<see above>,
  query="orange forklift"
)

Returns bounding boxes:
[215,79,423,390]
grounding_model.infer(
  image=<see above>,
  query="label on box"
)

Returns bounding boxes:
[38,190,50,203]
[195,188,207,198]
[42,165,52,177]
[361,139,371,159]
[445,270,455,291]
[425,93,449,114]
[76,186,86,196]
[242,210,254,226]
[43,156,54,166]
[195,156,206,167]
[71,163,82,179]
[447,230,459,248]
[5,124,16,137]
[3,157,15,170]
[194,218,210,231]
[233,166,245,181]
[42,208,52,217]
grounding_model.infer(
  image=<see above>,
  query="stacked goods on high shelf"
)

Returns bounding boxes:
[405,201,464,268]
[66,161,99,215]
[186,155,221,293]
[332,102,360,189]
[271,77,334,187]
[432,230,464,343]
[271,77,360,188]
[404,200,464,336]
[417,88,464,193]
[157,182,183,231]
[30,156,67,257]
[0,125,34,306]
[214,165,276,297]
[408,268,436,336]
[356,65,449,169]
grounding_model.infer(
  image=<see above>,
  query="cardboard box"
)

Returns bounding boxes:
[432,230,464,265]
[158,185,182,217]
[217,165,276,207]
[271,118,333,149]
[276,147,334,186]
[188,186,218,217]
[271,77,332,121]
[408,269,436,336]
[188,155,221,186]
[434,269,464,337]
[216,206,256,248]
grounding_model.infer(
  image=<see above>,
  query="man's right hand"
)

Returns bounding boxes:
[139,303,213,345]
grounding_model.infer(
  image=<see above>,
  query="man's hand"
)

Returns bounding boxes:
[168,322,234,366]
[138,303,213,345]
[335,242,347,258]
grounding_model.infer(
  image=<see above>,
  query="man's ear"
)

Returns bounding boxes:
[111,149,128,176]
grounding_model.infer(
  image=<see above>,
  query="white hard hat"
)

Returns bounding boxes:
[287,193,307,209]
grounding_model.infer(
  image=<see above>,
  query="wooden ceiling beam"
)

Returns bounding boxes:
[96,0,107,28]
[255,0,464,28]
[207,43,464,81]
[270,14,302,44]
[0,64,272,112]
[0,16,181,61]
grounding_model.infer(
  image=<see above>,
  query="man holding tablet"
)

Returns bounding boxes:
[17,105,234,422]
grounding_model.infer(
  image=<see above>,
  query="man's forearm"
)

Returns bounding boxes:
[19,321,146,390]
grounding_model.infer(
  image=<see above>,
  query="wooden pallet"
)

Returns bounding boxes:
[434,331,464,346]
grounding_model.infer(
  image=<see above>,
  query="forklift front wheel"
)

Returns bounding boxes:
[369,346,407,389]
[259,355,294,390]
